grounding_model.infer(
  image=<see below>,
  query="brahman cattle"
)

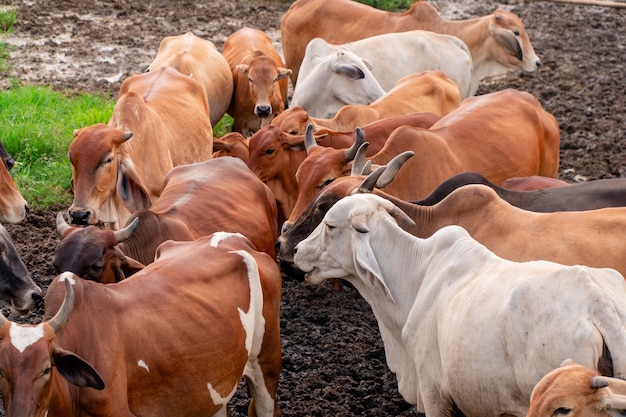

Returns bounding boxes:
[296,33,473,101]
[290,38,387,118]
[293,193,626,416]
[284,89,560,228]
[249,112,438,221]
[0,146,28,224]
[527,360,626,417]
[283,70,460,133]
[0,224,42,314]
[147,31,234,126]
[415,171,626,211]
[68,66,214,230]
[54,157,279,283]
[222,27,291,136]
[0,232,282,417]
[281,0,541,94]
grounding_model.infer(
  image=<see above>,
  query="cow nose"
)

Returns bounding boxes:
[69,209,91,225]
[256,105,272,118]
[275,240,281,254]
[5,158,15,170]
[32,290,43,304]
[535,59,542,69]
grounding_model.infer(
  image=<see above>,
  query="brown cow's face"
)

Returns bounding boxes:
[0,156,28,224]
[270,106,313,136]
[238,52,291,119]
[68,124,131,226]
[490,10,541,73]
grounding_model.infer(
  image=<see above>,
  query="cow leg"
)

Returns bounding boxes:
[210,405,231,417]
[245,372,281,417]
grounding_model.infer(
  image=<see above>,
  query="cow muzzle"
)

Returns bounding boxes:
[255,104,272,118]
[68,206,97,226]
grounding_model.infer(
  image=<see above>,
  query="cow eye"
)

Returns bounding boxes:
[318,178,334,190]
[513,30,520,36]
[40,367,51,377]
[288,130,298,135]
[553,407,571,416]
[103,156,114,165]
[326,223,336,230]
[264,148,275,156]
[248,77,254,83]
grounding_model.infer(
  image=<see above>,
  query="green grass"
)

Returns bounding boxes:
[356,0,415,10]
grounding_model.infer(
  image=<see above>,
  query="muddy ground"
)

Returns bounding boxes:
[2,0,626,416]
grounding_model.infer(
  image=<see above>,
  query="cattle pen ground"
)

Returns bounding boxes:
[2,0,626,416]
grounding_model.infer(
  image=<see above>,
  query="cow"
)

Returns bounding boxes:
[415,171,626,212]
[282,0,541,94]
[295,33,473,104]
[0,224,43,314]
[54,157,279,283]
[284,88,560,229]
[0,232,282,417]
[68,66,214,230]
[293,192,626,416]
[0,148,28,224]
[0,140,15,171]
[290,38,387,118]
[285,70,461,132]
[222,27,291,136]
[147,31,234,126]
[249,112,438,221]
[527,360,626,417]
[212,132,250,164]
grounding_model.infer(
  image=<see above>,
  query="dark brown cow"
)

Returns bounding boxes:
[68,67,214,230]
[0,232,282,417]
[222,27,291,136]
[54,157,279,283]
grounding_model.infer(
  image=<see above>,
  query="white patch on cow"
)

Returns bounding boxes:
[10,323,44,353]
[209,232,245,248]
[137,359,149,372]
[206,381,238,406]
[59,271,76,285]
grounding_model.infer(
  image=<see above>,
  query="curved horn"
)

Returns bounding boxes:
[114,217,139,244]
[56,211,72,237]
[376,151,415,189]
[344,127,365,162]
[358,166,386,193]
[304,124,318,154]
[389,206,416,227]
[591,376,611,390]
[48,275,75,333]
[350,142,370,176]
[361,160,372,175]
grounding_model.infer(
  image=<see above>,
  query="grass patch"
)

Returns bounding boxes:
[356,0,415,10]
[0,5,17,32]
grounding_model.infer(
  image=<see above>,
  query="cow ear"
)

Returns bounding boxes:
[491,26,523,61]
[236,64,249,75]
[334,64,365,80]
[116,158,151,213]
[52,346,105,390]
[276,67,292,80]
[113,246,144,282]
[353,233,394,303]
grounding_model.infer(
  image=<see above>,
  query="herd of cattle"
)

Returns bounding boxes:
[1,0,626,416]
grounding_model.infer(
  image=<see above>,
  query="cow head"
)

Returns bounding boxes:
[489,9,541,73]
[0,150,28,224]
[53,212,143,283]
[0,225,42,315]
[212,132,250,164]
[68,124,150,228]
[0,140,15,171]
[0,275,104,417]
[271,106,316,136]
[237,50,291,120]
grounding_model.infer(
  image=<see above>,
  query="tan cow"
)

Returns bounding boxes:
[0,145,28,224]
[147,31,234,126]
[0,232,282,417]
[273,71,460,133]
[68,66,214,230]
[281,0,541,94]
[285,88,560,227]
[222,27,291,136]
[527,360,626,417]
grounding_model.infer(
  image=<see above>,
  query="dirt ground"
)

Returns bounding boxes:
[2,0,626,416]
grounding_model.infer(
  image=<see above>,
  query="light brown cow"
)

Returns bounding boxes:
[222,27,291,136]
[0,148,28,224]
[281,0,541,93]
[285,88,560,227]
[147,31,234,126]
[273,71,460,134]
[0,232,282,417]
[527,360,626,417]
[68,66,214,230]
[248,112,439,222]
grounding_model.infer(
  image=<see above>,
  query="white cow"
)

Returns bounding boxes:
[291,38,386,118]
[294,193,626,417]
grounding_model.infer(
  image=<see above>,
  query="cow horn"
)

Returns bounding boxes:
[344,128,365,162]
[591,376,610,390]
[48,276,75,333]
[389,206,416,227]
[114,217,139,244]
[376,151,415,189]
[304,124,318,154]
[361,160,372,175]
[123,131,133,141]
[358,166,386,193]
[56,211,72,236]
[350,142,370,176]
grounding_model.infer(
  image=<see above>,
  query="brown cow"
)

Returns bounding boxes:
[212,132,250,164]
[147,31,234,126]
[282,0,541,91]
[284,88,560,228]
[0,232,282,417]
[68,66,214,230]
[527,360,626,417]
[0,144,28,224]
[54,157,279,283]
[222,27,291,136]
[273,71,460,134]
